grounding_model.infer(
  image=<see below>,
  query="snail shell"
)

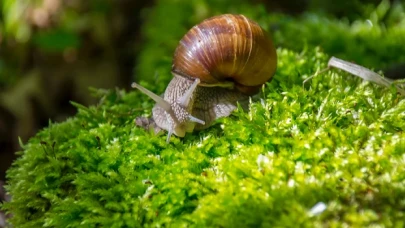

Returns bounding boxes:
[132,14,277,142]
[172,14,277,95]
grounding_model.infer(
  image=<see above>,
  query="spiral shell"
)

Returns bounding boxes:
[172,14,277,95]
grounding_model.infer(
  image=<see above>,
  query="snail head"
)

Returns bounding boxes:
[131,78,205,143]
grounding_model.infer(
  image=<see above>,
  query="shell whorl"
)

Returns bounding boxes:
[172,14,277,95]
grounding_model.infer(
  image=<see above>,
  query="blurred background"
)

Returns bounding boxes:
[0,0,404,222]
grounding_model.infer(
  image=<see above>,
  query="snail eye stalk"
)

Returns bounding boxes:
[178,78,200,108]
[131,82,180,125]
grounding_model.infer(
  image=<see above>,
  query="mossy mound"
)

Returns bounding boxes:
[3,1,405,227]
[3,46,405,226]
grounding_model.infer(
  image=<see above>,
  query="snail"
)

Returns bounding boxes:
[132,14,277,142]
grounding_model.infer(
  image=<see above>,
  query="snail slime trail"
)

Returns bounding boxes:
[132,14,277,143]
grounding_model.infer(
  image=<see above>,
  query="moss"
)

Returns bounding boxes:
[271,2,405,70]
[3,1,405,227]
[3,46,405,227]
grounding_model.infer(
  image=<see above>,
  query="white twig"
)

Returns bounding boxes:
[304,57,405,96]
[328,57,405,96]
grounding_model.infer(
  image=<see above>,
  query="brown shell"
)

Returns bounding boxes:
[172,14,277,95]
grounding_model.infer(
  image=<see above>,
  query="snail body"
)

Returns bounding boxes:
[132,14,277,142]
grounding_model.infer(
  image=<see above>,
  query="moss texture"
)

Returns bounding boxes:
[2,0,405,227]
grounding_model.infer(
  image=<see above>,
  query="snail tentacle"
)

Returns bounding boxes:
[188,115,205,125]
[131,82,179,125]
[131,83,170,111]
[178,78,200,107]
[167,126,174,143]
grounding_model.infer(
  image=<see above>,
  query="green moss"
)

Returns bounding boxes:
[271,3,405,69]
[3,46,405,226]
[3,1,405,227]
